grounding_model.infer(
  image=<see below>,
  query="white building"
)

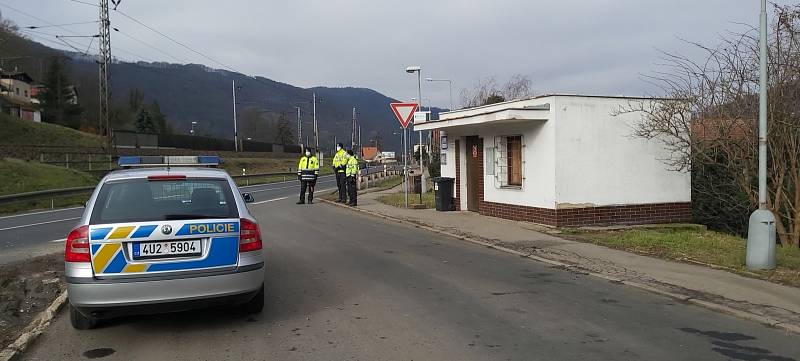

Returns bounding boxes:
[416,94,691,227]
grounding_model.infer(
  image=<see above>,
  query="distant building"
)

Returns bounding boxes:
[416,94,691,227]
[0,71,40,122]
[361,146,379,163]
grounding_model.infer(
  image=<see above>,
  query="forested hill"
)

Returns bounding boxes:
[0,24,445,153]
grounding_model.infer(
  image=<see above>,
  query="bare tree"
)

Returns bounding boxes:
[460,74,533,108]
[617,4,800,247]
[502,74,533,101]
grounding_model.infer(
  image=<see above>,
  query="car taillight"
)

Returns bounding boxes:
[65,225,90,262]
[239,218,262,252]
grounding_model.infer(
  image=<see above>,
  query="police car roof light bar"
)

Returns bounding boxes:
[117,155,221,168]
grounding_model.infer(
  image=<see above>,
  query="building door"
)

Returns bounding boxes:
[465,136,482,212]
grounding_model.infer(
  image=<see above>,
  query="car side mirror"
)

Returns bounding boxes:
[242,193,255,203]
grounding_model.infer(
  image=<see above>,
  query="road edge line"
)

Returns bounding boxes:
[319,198,800,336]
[0,290,68,361]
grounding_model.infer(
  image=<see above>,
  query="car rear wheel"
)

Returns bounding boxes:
[242,284,264,314]
[70,304,98,330]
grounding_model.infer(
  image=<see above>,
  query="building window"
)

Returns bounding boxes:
[494,135,524,188]
[24,90,28,98]
[16,88,20,95]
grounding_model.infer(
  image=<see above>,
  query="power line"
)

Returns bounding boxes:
[112,8,239,72]
[0,1,85,37]
[24,20,99,29]
[112,26,185,63]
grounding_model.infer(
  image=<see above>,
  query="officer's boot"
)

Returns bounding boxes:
[308,193,314,204]
[296,196,305,204]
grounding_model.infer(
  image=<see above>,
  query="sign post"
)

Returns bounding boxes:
[390,103,418,208]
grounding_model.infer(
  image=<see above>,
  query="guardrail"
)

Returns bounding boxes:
[0,171,309,208]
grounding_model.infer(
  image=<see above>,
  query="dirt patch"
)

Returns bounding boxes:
[0,253,64,351]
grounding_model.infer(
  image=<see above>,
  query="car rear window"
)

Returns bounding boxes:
[90,178,238,224]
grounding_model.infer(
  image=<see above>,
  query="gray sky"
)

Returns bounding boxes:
[2,0,792,108]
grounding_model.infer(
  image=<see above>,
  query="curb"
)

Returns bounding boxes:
[320,198,800,335]
[0,290,68,361]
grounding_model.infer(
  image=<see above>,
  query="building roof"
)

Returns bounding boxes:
[0,72,35,84]
[415,93,670,131]
[361,146,379,160]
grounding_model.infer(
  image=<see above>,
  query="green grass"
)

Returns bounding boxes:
[371,176,403,191]
[0,113,105,148]
[0,158,97,195]
[378,191,435,209]
[567,227,800,287]
[0,158,97,214]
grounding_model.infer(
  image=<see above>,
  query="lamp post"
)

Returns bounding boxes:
[190,121,197,135]
[294,106,302,147]
[406,66,426,198]
[747,0,776,270]
[426,77,453,111]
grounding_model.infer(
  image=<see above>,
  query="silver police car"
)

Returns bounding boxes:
[64,156,264,329]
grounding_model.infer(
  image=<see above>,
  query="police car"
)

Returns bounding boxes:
[64,156,264,329]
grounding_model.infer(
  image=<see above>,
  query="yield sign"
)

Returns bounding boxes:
[390,103,418,129]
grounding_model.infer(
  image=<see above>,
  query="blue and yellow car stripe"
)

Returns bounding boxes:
[89,222,240,275]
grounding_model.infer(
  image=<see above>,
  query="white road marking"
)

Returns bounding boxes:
[50,238,67,243]
[252,197,289,205]
[0,217,81,232]
[0,207,83,220]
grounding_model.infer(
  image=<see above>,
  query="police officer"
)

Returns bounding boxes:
[332,143,348,203]
[345,149,359,206]
[297,147,319,204]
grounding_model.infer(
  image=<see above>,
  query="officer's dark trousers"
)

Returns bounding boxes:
[336,172,347,201]
[346,176,357,206]
[300,180,315,203]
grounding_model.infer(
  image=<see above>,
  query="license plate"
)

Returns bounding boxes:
[132,240,202,260]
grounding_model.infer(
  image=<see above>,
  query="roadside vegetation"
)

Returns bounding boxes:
[563,226,800,287]
[0,158,97,195]
[378,191,435,209]
[0,113,105,149]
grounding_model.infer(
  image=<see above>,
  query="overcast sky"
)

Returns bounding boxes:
[2,0,793,109]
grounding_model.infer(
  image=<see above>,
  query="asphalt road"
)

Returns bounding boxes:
[17,192,800,360]
[0,175,337,264]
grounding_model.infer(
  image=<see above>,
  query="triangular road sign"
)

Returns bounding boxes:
[390,103,418,129]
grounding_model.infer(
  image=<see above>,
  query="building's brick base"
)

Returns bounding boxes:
[454,140,461,211]
[477,201,691,227]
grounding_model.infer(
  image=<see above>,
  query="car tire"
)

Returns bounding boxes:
[242,284,264,314]
[69,304,98,330]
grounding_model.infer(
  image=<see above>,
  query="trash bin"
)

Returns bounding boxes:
[411,175,422,194]
[433,177,455,211]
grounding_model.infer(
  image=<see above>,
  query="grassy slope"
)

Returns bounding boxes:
[0,113,105,148]
[0,158,97,195]
[567,227,800,287]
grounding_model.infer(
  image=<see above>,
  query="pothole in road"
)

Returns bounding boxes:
[82,347,116,359]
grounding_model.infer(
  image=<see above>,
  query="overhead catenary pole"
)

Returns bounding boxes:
[295,106,302,146]
[747,0,777,270]
[98,0,111,143]
[232,79,238,151]
[351,107,357,150]
[313,92,320,162]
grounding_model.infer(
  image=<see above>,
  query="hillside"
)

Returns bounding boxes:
[0,26,447,154]
[0,112,105,148]
[0,158,96,195]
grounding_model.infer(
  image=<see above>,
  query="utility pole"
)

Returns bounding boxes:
[98,0,111,143]
[294,106,302,146]
[358,125,362,156]
[232,80,239,151]
[351,107,357,150]
[747,0,776,270]
[313,92,320,163]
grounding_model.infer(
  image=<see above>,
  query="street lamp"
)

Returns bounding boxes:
[231,80,242,152]
[426,77,453,111]
[406,65,427,197]
[190,121,197,135]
